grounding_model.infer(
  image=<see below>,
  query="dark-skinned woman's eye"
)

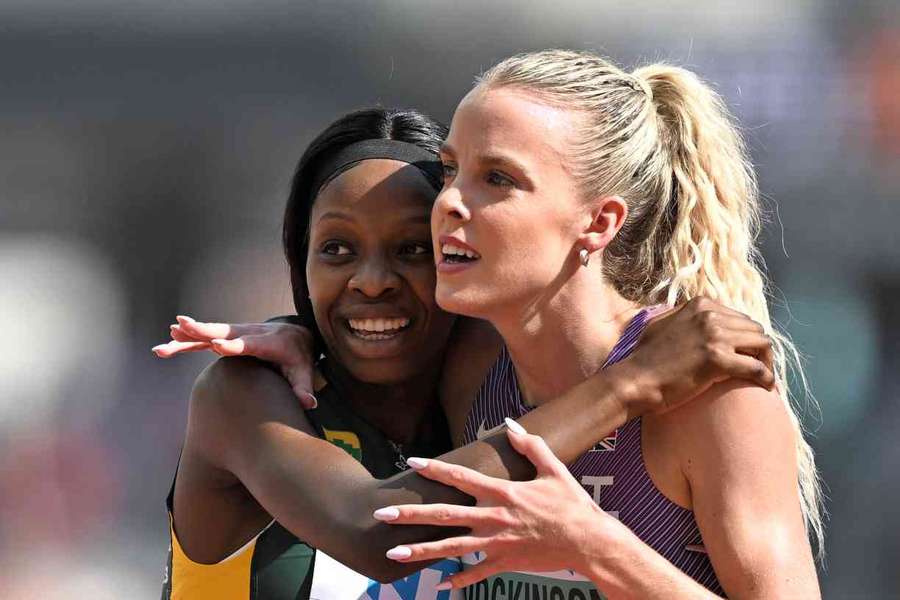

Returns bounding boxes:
[400,243,431,256]
[321,241,353,256]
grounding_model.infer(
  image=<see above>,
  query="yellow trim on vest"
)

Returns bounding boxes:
[167,513,269,600]
[322,428,363,462]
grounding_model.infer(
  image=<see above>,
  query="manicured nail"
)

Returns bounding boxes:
[373,507,400,521]
[386,546,412,560]
[435,581,452,591]
[301,392,318,410]
[176,315,195,323]
[504,417,526,435]
[406,457,428,470]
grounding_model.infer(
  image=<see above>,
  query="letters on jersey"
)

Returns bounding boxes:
[310,551,463,600]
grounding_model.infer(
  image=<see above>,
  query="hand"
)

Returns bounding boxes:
[374,419,620,590]
[615,296,776,416]
[152,315,318,409]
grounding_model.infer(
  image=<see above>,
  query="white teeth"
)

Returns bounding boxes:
[347,317,410,333]
[441,243,480,259]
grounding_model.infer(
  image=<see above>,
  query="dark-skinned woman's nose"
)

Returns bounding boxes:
[348,255,401,298]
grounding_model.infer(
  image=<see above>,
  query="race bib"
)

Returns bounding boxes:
[459,554,606,600]
[310,551,463,600]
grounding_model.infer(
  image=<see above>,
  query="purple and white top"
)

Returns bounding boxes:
[461,308,723,597]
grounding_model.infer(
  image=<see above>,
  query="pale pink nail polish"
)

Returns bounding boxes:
[504,417,526,435]
[373,507,400,521]
[406,457,428,470]
[435,581,452,591]
[386,546,412,560]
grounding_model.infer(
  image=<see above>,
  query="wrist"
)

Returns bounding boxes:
[604,361,662,421]
[580,509,661,598]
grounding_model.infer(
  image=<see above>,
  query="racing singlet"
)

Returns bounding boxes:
[161,357,463,599]
[461,308,724,597]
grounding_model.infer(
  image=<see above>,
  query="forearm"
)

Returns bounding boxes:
[515,360,647,466]
[580,513,721,599]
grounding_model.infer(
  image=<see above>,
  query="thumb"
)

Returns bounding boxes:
[287,366,317,410]
[504,418,567,477]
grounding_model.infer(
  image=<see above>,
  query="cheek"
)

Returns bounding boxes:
[305,264,346,327]
[405,264,439,310]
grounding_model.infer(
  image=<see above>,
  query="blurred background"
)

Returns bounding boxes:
[1,0,897,597]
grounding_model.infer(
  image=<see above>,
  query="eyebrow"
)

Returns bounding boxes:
[317,211,356,224]
[440,142,533,184]
[316,211,430,225]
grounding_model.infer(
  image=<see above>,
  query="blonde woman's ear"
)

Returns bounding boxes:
[579,195,628,253]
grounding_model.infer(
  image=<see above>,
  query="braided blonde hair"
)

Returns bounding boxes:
[478,49,823,556]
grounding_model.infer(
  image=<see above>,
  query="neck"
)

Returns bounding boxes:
[489,264,641,406]
[323,359,443,445]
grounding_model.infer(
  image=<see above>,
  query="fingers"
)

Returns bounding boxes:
[504,423,567,477]
[718,353,775,390]
[439,556,505,590]
[384,536,486,563]
[286,368,317,410]
[176,315,257,341]
[405,457,506,499]
[169,324,198,343]
[152,340,212,357]
[373,503,497,528]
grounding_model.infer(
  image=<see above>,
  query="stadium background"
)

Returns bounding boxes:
[0,1,897,596]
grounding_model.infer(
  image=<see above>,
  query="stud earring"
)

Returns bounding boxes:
[579,248,590,267]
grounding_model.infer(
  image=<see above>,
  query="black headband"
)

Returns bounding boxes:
[310,139,444,197]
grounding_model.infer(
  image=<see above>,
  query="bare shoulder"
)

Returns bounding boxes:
[439,318,503,444]
[656,379,798,485]
[187,356,318,465]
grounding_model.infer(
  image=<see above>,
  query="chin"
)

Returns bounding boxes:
[435,283,491,319]
[342,357,423,386]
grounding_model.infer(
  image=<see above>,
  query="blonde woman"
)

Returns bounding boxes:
[364,50,823,597]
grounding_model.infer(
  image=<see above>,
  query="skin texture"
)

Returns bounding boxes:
[383,85,821,597]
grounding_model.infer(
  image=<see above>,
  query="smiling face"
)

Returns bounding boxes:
[307,159,456,384]
[432,86,589,319]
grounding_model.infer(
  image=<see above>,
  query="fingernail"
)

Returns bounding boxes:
[406,457,428,470]
[176,315,195,323]
[386,546,412,560]
[373,507,400,521]
[504,417,526,435]
[435,581,452,591]
[301,392,318,410]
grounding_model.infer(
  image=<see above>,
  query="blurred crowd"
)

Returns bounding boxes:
[1,1,897,597]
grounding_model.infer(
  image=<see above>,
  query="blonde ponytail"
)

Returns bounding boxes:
[634,64,824,555]
[480,50,824,557]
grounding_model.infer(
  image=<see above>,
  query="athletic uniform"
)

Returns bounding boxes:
[161,358,462,600]
[461,308,724,598]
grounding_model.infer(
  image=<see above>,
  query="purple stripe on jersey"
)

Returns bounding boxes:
[463,307,723,595]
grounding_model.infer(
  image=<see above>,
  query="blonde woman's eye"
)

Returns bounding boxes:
[441,163,457,179]
[487,171,514,187]
[322,241,353,256]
